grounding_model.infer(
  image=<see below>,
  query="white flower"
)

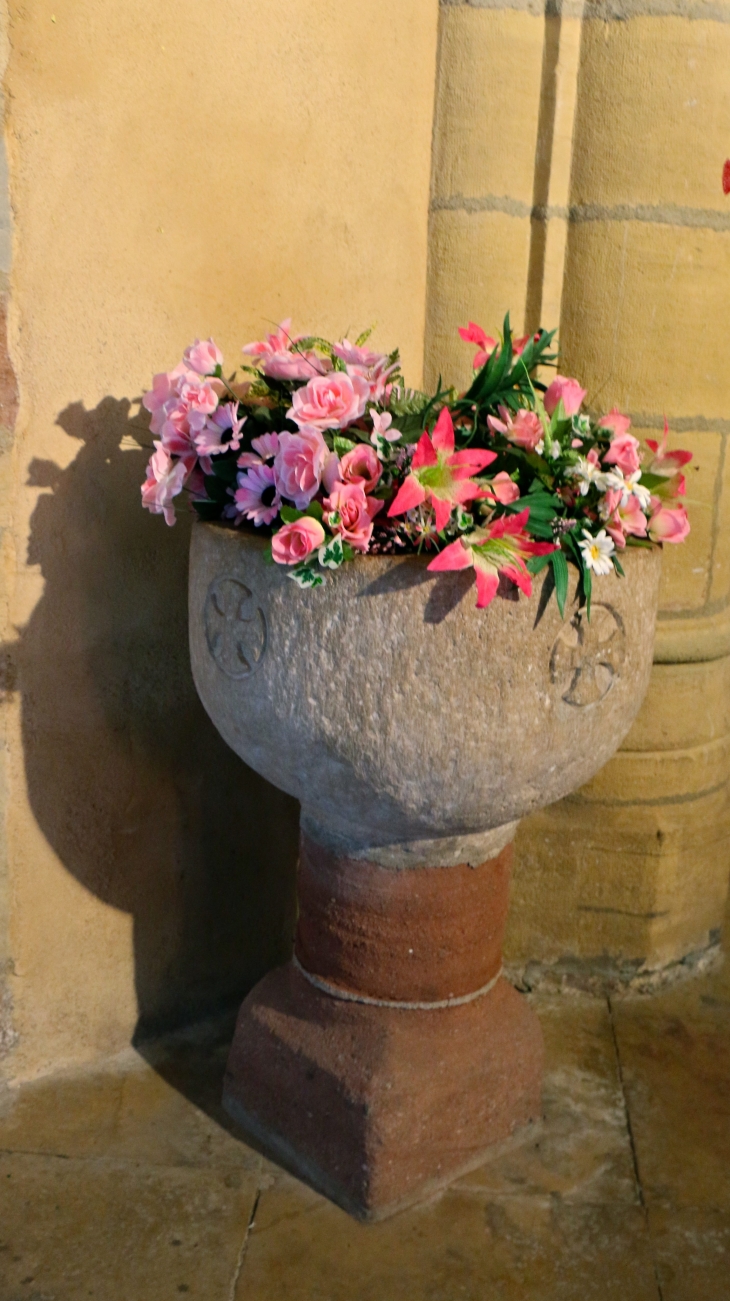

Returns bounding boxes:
[572,413,591,437]
[594,467,625,495]
[625,471,652,510]
[548,439,561,460]
[535,438,545,455]
[579,528,615,576]
[571,457,602,496]
[370,410,399,444]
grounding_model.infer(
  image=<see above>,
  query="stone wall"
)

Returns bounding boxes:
[425,0,730,980]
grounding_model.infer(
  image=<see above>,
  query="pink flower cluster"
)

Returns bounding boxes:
[141,340,232,523]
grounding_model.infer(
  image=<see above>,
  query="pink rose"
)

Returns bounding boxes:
[140,444,193,527]
[544,376,587,417]
[262,350,331,382]
[603,433,641,477]
[338,444,382,493]
[273,427,329,508]
[271,517,326,565]
[288,372,370,431]
[597,407,631,439]
[323,481,382,553]
[648,502,690,544]
[488,471,520,505]
[487,405,544,451]
[183,338,223,376]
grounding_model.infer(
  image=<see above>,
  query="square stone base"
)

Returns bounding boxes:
[222,963,544,1220]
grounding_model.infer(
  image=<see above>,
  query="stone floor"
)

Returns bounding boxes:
[0,954,729,1301]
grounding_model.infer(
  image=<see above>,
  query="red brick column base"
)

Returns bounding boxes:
[223,834,543,1220]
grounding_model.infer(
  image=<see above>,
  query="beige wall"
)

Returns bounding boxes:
[0,0,439,1081]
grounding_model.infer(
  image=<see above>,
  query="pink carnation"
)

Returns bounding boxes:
[273,427,330,509]
[183,338,223,376]
[323,481,382,553]
[271,517,326,565]
[140,444,192,527]
[242,318,330,382]
[288,372,370,431]
[338,443,382,493]
[544,376,587,418]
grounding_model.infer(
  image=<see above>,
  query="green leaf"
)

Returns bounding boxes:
[333,435,357,458]
[287,563,324,589]
[280,506,305,523]
[582,563,592,619]
[192,498,222,520]
[612,554,625,577]
[304,501,324,521]
[318,537,345,570]
[526,552,553,576]
[550,549,569,618]
[355,327,373,347]
[637,472,666,491]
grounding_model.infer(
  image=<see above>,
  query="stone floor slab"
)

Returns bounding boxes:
[0,1020,257,1172]
[234,1171,658,1301]
[610,962,730,1211]
[0,1150,257,1301]
[455,994,637,1205]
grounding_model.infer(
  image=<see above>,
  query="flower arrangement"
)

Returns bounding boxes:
[141,317,691,614]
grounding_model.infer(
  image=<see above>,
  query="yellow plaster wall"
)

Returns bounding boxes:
[0,0,439,1081]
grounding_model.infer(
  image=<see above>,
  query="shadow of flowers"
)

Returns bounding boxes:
[7,396,298,1040]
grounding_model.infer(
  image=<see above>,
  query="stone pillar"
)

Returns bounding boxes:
[426,0,730,982]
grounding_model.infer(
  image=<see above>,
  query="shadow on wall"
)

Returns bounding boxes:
[6,397,299,1041]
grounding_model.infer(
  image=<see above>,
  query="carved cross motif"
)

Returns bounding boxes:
[204,576,267,678]
[550,603,626,707]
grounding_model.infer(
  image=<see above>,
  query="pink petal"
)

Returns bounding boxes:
[427,538,474,572]
[432,496,453,531]
[431,407,455,455]
[411,431,438,470]
[500,561,532,597]
[473,565,499,609]
[449,449,498,474]
[387,475,426,518]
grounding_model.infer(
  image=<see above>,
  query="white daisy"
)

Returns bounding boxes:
[579,528,615,575]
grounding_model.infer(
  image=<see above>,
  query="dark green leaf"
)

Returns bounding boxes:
[550,549,569,618]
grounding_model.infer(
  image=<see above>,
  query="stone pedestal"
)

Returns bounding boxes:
[223,834,543,1220]
[190,522,660,1217]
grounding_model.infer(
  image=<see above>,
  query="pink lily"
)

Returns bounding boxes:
[458,322,498,370]
[427,508,556,609]
[387,408,497,531]
[648,500,690,544]
[645,420,693,497]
